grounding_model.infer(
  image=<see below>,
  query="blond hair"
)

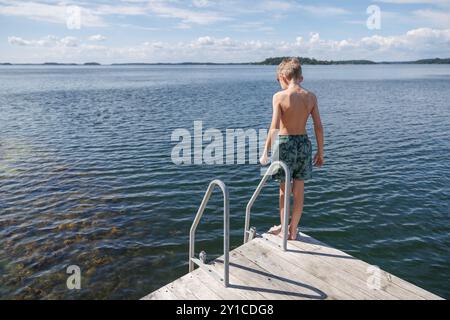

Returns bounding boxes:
[277,57,302,81]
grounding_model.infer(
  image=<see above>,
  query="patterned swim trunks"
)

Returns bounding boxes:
[272,135,312,182]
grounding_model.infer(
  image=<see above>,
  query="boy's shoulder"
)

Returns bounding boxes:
[273,87,317,100]
[272,90,286,105]
[306,89,317,102]
[273,89,285,99]
[300,87,316,98]
[298,88,318,105]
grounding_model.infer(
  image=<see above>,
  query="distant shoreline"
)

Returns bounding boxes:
[1,57,449,66]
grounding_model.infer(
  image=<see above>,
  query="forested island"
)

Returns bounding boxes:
[411,58,450,64]
[253,57,376,65]
[253,57,450,65]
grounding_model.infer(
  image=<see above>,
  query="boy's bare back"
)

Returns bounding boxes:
[261,57,323,169]
[274,86,318,136]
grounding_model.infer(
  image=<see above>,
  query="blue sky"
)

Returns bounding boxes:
[1,0,449,63]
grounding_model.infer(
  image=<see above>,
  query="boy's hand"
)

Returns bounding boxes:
[259,154,269,166]
[313,152,324,167]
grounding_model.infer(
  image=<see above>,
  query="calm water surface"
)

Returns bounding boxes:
[0,65,449,299]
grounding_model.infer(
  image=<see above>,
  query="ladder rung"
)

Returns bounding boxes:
[190,258,224,283]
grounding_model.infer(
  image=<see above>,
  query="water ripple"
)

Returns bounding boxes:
[0,65,449,299]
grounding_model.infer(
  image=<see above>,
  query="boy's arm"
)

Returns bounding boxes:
[260,93,281,165]
[311,94,324,167]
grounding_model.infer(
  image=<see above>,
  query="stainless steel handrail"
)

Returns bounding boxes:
[189,180,229,287]
[244,161,291,251]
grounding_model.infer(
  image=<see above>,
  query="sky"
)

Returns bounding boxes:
[0,0,449,63]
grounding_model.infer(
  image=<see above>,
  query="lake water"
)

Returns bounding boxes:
[0,65,449,299]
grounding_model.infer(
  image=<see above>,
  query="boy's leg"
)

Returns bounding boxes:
[268,181,286,235]
[290,179,304,240]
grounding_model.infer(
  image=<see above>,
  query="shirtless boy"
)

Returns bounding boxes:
[260,57,324,240]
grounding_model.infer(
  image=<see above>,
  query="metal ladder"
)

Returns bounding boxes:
[188,161,291,287]
[244,161,291,251]
[189,180,230,287]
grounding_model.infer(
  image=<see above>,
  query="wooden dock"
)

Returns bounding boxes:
[143,232,442,300]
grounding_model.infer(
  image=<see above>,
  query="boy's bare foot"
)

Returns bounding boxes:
[278,230,290,239]
[268,225,282,235]
[288,228,298,240]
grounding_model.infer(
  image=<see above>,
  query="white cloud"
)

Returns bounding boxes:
[7,36,45,46]
[88,34,107,42]
[6,28,450,63]
[60,36,78,47]
[7,35,78,47]
[0,0,229,28]
[193,36,236,47]
[359,27,450,54]
[0,1,106,27]
[143,41,165,49]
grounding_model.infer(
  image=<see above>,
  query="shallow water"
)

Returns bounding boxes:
[0,65,449,299]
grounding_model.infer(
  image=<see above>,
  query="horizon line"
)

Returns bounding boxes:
[1,57,449,66]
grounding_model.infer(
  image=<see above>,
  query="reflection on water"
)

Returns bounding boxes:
[0,65,449,299]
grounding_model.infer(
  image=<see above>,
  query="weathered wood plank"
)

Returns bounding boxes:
[209,254,286,300]
[173,272,223,300]
[144,232,442,300]
[251,237,397,299]
[195,268,260,300]
[262,233,442,300]
[234,240,356,300]
[142,285,179,300]
[292,232,441,299]
[213,249,321,300]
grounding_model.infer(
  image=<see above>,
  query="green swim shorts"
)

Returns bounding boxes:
[272,135,312,182]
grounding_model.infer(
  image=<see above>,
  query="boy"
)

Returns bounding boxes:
[260,57,324,240]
